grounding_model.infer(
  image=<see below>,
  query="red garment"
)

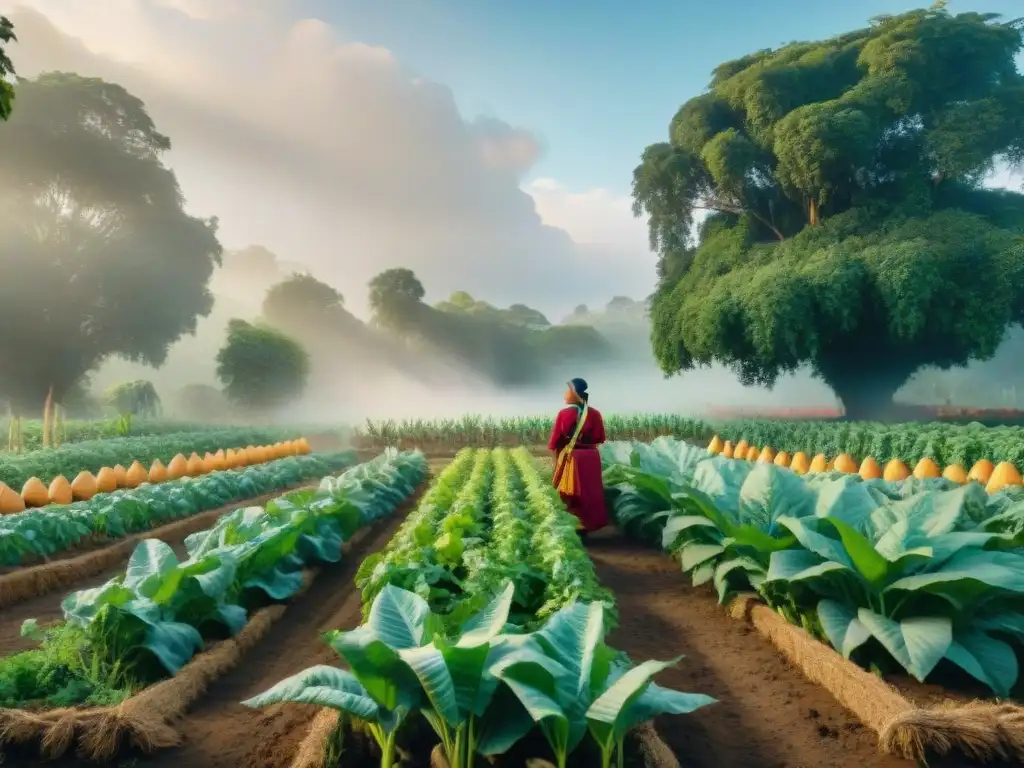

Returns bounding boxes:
[547,406,609,532]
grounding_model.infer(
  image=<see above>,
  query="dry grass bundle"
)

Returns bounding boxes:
[289,708,342,768]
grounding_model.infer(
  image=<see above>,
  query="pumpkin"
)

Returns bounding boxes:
[808,454,828,474]
[286,440,300,455]
[734,440,750,460]
[71,471,99,501]
[48,475,73,505]
[149,459,169,483]
[707,435,724,455]
[95,467,118,493]
[113,464,128,487]
[942,464,968,484]
[745,445,759,462]
[125,461,148,488]
[184,452,203,477]
[883,459,911,482]
[21,477,49,507]
[213,449,227,471]
[986,462,1024,494]
[968,459,995,485]
[790,452,810,475]
[757,446,776,463]
[298,437,311,454]
[858,457,882,480]
[167,454,188,480]
[833,454,858,474]
[270,442,284,458]
[773,451,791,468]
[0,482,26,514]
[721,441,734,459]
[913,457,941,479]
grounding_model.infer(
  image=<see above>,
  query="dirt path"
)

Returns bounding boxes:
[585,530,910,768]
[0,484,316,656]
[138,494,417,768]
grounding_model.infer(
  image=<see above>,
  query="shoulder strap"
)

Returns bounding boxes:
[563,404,589,455]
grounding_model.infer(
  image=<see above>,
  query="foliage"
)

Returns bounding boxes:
[357,413,712,448]
[717,418,1024,469]
[216,319,309,412]
[0,452,355,567]
[0,73,223,413]
[0,426,306,488]
[3,450,426,708]
[244,582,714,768]
[105,380,162,418]
[602,437,1024,695]
[632,7,1024,417]
[0,16,15,121]
[356,447,616,631]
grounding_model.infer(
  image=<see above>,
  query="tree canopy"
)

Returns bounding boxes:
[0,73,222,414]
[105,380,162,417]
[216,319,309,412]
[0,16,14,120]
[632,5,1024,417]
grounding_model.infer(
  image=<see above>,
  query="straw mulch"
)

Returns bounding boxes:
[728,594,1024,764]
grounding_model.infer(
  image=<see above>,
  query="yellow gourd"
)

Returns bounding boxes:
[95,467,118,494]
[883,459,911,482]
[858,457,882,480]
[167,454,188,480]
[113,464,128,488]
[0,482,26,514]
[149,459,169,484]
[808,454,828,474]
[286,440,300,455]
[707,435,724,455]
[986,462,1024,494]
[21,477,49,508]
[71,471,99,501]
[942,464,968,484]
[734,440,749,460]
[125,461,148,488]
[48,475,73,505]
[299,437,311,454]
[745,445,759,462]
[774,451,791,468]
[758,446,776,463]
[913,457,941,479]
[186,452,205,477]
[790,452,810,475]
[833,454,858,474]
[213,449,227,471]
[721,441,734,459]
[968,459,995,485]
[270,442,283,459]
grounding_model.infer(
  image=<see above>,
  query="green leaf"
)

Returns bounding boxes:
[944,630,1018,697]
[679,542,726,572]
[821,517,889,586]
[241,665,380,719]
[857,608,952,682]
[817,599,870,658]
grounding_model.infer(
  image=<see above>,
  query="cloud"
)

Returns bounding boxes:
[6,2,653,318]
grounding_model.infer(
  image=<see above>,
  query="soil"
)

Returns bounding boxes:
[584,529,911,768]
[135,491,421,768]
[0,484,318,657]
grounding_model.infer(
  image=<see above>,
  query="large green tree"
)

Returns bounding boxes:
[0,73,222,415]
[632,5,1024,418]
[216,319,309,412]
[0,16,15,120]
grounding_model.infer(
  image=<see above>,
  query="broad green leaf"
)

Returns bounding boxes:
[817,599,871,658]
[241,665,380,719]
[821,517,889,586]
[944,630,1018,697]
[367,584,432,648]
[857,608,952,682]
[679,542,726,572]
[397,643,460,725]
[661,515,720,552]
[776,516,852,567]
[457,582,514,647]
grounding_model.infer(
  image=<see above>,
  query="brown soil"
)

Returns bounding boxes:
[585,529,911,768]
[133,486,427,768]
[0,484,316,657]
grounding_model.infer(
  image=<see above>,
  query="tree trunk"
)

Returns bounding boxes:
[808,198,819,227]
[830,376,904,422]
[41,385,54,448]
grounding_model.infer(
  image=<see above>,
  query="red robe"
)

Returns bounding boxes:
[548,406,609,532]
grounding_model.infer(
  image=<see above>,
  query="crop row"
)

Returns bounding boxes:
[0,438,314,514]
[0,427,316,489]
[706,435,1024,494]
[602,437,1024,698]
[355,414,711,448]
[0,449,426,712]
[243,447,714,768]
[0,451,356,566]
[717,419,1024,471]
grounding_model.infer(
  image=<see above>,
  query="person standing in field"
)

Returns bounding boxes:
[548,377,609,536]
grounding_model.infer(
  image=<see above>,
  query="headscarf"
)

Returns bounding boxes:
[568,377,589,404]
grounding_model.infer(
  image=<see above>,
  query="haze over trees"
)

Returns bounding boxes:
[632,5,1024,419]
[0,16,15,120]
[0,73,222,420]
[216,320,310,413]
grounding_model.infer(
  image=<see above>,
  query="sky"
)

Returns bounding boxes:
[6,0,1024,321]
